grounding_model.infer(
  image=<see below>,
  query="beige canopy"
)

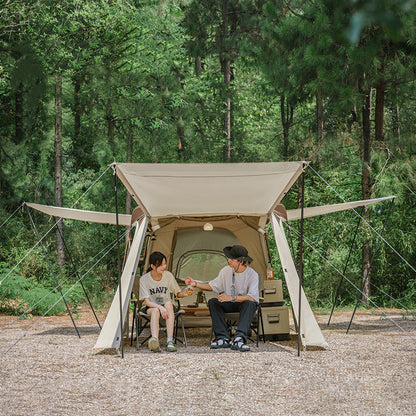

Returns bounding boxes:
[112,162,306,218]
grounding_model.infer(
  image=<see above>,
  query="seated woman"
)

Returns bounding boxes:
[139,251,188,352]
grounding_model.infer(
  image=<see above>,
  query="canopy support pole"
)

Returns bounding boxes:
[298,164,305,356]
[56,225,101,330]
[26,206,80,338]
[114,169,124,358]
[327,209,363,326]
[347,198,395,333]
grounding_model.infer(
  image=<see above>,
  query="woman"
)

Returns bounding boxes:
[139,251,188,352]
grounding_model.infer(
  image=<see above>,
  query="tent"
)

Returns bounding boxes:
[26,162,394,354]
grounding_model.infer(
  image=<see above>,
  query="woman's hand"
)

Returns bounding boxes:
[158,305,168,319]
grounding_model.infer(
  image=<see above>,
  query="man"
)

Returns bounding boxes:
[185,245,259,352]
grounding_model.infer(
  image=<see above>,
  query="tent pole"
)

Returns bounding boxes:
[25,206,81,338]
[347,198,395,333]
[55,225,102,330]
[327,209,363,326]
[114,169,124,358]
[298,164,305,356]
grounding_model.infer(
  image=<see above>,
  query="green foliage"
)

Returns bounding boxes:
[0,263,65,315]
[0,0,415,313]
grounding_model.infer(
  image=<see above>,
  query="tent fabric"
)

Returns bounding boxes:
[270,213,328,349]
[283,196,395,221]
[25,202,133,226]
[93,217,148,354]
[171,228,239,277]
[112,162,307,218]
[149,216,268,282]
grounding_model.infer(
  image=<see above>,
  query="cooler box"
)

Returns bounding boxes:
[262,279,284,306]
[260,305,290,341]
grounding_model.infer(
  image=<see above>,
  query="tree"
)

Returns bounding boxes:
[183,0,264,161]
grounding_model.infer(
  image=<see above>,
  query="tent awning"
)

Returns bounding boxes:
[112,162,307,217]
[283,196,396,221]
[25,202,134,226]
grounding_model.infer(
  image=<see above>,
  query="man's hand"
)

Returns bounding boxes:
[218,293,233,302]
[184,276,196,287]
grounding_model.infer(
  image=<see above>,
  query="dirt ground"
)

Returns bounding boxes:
[0,307,415,416]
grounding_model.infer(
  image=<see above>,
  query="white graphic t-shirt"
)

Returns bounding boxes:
[139,271,180,305]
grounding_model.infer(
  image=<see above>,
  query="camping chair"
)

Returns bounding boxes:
[209,299,265,347]
[130,297,187,350]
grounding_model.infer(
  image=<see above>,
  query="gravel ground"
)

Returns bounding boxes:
[0,308,415,416]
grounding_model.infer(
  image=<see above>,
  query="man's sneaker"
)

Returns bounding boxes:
[231,336,250,352]
[166,340,177,352]
[210,338,231,349]
[148,337,161,353]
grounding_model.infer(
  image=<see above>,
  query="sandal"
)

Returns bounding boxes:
[210,338,231,349]
[231,336,250,352]
[166,340,177,352]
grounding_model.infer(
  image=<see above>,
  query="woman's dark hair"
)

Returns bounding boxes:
[146,251,167,272]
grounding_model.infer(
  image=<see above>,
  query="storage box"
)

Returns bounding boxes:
[262,279,284,306]
[260,305,290,341]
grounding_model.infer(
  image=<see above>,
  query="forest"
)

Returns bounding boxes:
[0,0,415,316]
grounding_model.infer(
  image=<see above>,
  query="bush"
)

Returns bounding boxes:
[0,262,77,316]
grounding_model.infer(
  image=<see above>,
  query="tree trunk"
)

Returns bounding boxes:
[195,57,203,75]
[105,44,115,151]
[316,85,324,141]
[54,74,65,268]
[14,83,24,144]
[221,0,232,162]
[280,95,293,161]
[177,116,185,158]
[176,75,186,159]
[361,87,372,304]
[107,107,115,149]
[222,62,231,162]
[73,75,81,146]
[375,76,385,141]
[392,102,400,139]
[125,121,133,215]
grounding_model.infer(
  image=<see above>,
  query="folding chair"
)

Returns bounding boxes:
[130,297,187,350]
[209,301,265,347]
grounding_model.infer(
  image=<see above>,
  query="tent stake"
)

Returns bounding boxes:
[347,198,395,333]
[56,225,102,330]
[327,209,363,326]
[298,164,305,356]
[26,206,81,338]
[114,170,124,358]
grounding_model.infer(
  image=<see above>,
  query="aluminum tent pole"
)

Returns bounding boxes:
[298,164,305,356]
[347,198,395,334]
[327,209,363,326]
[114,169,124,358]
[26,206,80,338]
[56,225,102,329]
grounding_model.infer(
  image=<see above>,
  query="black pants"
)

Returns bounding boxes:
[208,298,257,342]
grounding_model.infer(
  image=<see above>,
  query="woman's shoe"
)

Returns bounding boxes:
[148,337,161,353]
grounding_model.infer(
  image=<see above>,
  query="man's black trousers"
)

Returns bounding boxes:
[208,298,257,342]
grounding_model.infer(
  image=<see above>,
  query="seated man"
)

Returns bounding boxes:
[185,245,259,352]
